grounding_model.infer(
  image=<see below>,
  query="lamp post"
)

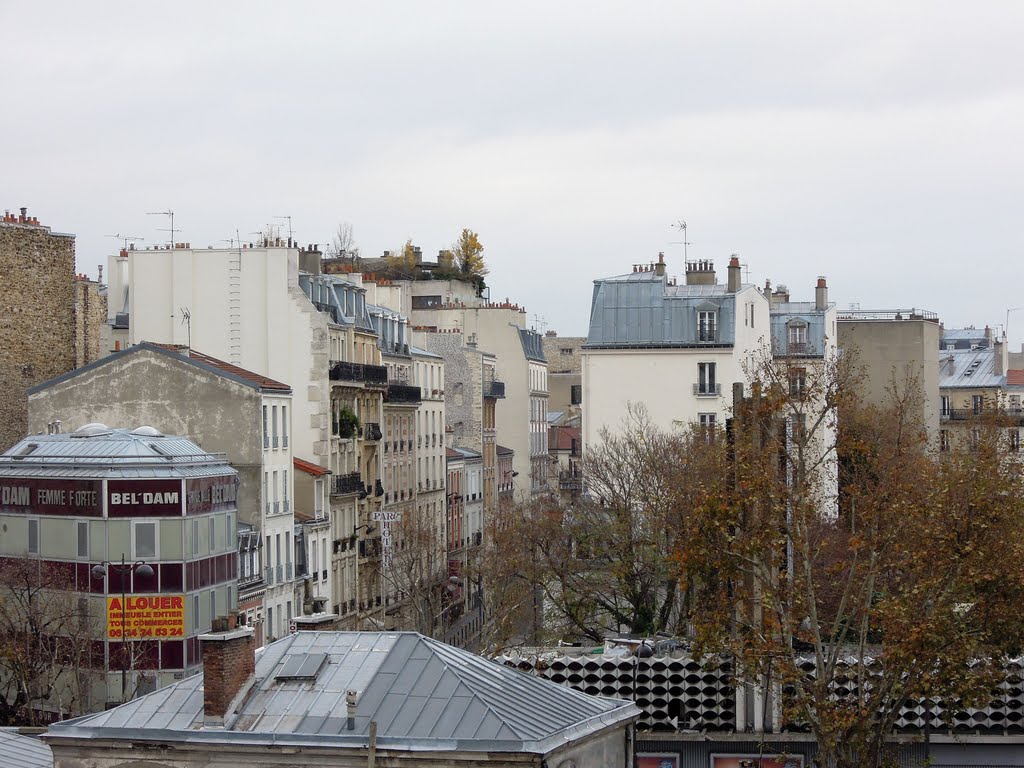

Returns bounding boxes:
[91,555,154,701]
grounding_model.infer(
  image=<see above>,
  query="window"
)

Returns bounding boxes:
[940,395,951,417]
[193,594,201,631]
[940,430,950,452]
[192,518,200,556]
[789,367,807,397]
[77,521,89,559]
[570,384,582,405]
[698,413,716,444]
[788,323,808,353]
[696,362,717,395]
[226,514,234,549]
[267,606,274,639]
[209,516,216,554]
[972,395,984,415]
[1010,429,1020,453]
[282,405,289,448]
[272,405,279,448]
[28,519,39,555]
[697,311,717,342]
[262,405,269,449]
[210,590,217,623]
[560,347,573,355]
[133,521,157,559]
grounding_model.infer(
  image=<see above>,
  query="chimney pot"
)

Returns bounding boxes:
[727,255,741,293]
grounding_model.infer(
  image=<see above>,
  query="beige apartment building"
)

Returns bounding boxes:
[837,308,941,441]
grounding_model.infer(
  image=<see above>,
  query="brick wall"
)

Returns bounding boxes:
[201,630,255,719]
[0,216,76,450]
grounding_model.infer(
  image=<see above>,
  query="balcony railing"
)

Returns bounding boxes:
[264,566,274,586]
[333,472,364,495]
[275,564,284,583]
[693,383,722,397]
[329,360,389,386]
[386,383,422,405]
[559,470,583,491]
[364,422,383,441]
[286,562,293,580]
[485,380,506,399]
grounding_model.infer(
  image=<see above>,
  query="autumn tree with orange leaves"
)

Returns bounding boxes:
[679,351,1024,768]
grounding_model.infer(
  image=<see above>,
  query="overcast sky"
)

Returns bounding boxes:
[4,2,1024,345]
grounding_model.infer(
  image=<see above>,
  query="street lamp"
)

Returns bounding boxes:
[91,555,154,701]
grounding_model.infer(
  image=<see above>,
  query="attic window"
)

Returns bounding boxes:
[13,443,38,460]
[274,652,328,681]
[148,442,175,460]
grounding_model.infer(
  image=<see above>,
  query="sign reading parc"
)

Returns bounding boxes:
[106,595,186,639]
[107,479,183,517]
[0,479,102,516]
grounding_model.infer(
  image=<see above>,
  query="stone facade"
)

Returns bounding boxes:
[73,275,107,367]
[0,208,76,451]
[542,332,585,374]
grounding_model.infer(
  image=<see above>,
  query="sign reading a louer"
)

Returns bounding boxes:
[106,595,185,639]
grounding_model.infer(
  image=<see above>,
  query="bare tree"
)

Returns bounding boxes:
[381,508,449,638]
[328,221,359,259]
[0,558,97,724]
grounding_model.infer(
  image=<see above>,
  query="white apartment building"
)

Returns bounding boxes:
[582,256,770,445]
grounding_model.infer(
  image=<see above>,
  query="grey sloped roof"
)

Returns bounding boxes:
[0,730,52,768]
[0,428,233,479]
[47,632,637,754]
[518,329,546,362]
[939,348,1005,389]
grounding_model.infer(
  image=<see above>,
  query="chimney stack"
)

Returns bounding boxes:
[200,616,255,725]
[727,255,741,293]
[815,277,828,311]
[655,252,666,277]
[685,259,716,286]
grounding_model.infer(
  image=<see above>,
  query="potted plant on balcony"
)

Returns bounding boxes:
[337,406,360,439]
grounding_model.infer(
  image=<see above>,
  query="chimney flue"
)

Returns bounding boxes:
[727,255,741,293]
[815,276,828,311]
[199,616,255,725]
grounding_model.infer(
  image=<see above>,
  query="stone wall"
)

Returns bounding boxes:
[543,333,585,374]
[74,276,107,367]
[0,212,76,451]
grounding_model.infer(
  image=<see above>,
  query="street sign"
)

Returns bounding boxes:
[289,621,297,634]
[372,510,403,523]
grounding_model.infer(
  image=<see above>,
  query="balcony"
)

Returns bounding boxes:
[329,361,389,387]
[385,383,422,405]
[275,564,284,583]
[485,380,506,399]
[693,383,722,397]
[364,422,383,442]
[333,472,364,495]
[264,566,274,585]
[559,470,583,491]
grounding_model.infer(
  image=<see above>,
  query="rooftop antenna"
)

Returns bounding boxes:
[147,209,177,248]
[179,307,191,351]
[105,233,144,250]
[670,220,691,261]
[274,215,294,243]
[532,313,547,334]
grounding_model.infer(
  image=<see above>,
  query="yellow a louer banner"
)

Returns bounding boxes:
[106,595,185,639]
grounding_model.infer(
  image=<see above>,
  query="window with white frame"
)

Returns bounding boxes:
[972,395,984,415]
[697,362,717,395]
[272,405,279,448]
[282,405,289,447]
[940,395,951,417]
[133,521,157,559]
[940,429,950,452]
[262,405,269,448]
[697,310,717,342]
[698,413,716,444]
[789,367,807,397]
[787,322,808,353]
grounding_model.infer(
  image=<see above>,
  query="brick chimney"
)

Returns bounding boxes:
[727,255,741,293]
[685,259,716,286]
[815,277,828,311]
[200,616,255,725]
[655,252,666,277]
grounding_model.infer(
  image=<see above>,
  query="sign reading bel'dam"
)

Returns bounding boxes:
[106,595,185,639]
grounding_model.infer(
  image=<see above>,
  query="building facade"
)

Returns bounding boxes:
[0,426,237,715]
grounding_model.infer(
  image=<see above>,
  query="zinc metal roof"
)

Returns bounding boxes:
[46,631,638,755]
[938,348,1005,389]
[0,730,52,768]
[0,428,234,479]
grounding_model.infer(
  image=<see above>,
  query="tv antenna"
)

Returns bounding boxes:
[274,215,294,242]
[532,313,548,334]
[147,209,177,248]
[105,233,144,250]
[179,307,191,350]
[670,220,692,261]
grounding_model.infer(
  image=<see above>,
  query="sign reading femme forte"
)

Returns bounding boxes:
[106,595,185,639]
[0,479,102,516]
